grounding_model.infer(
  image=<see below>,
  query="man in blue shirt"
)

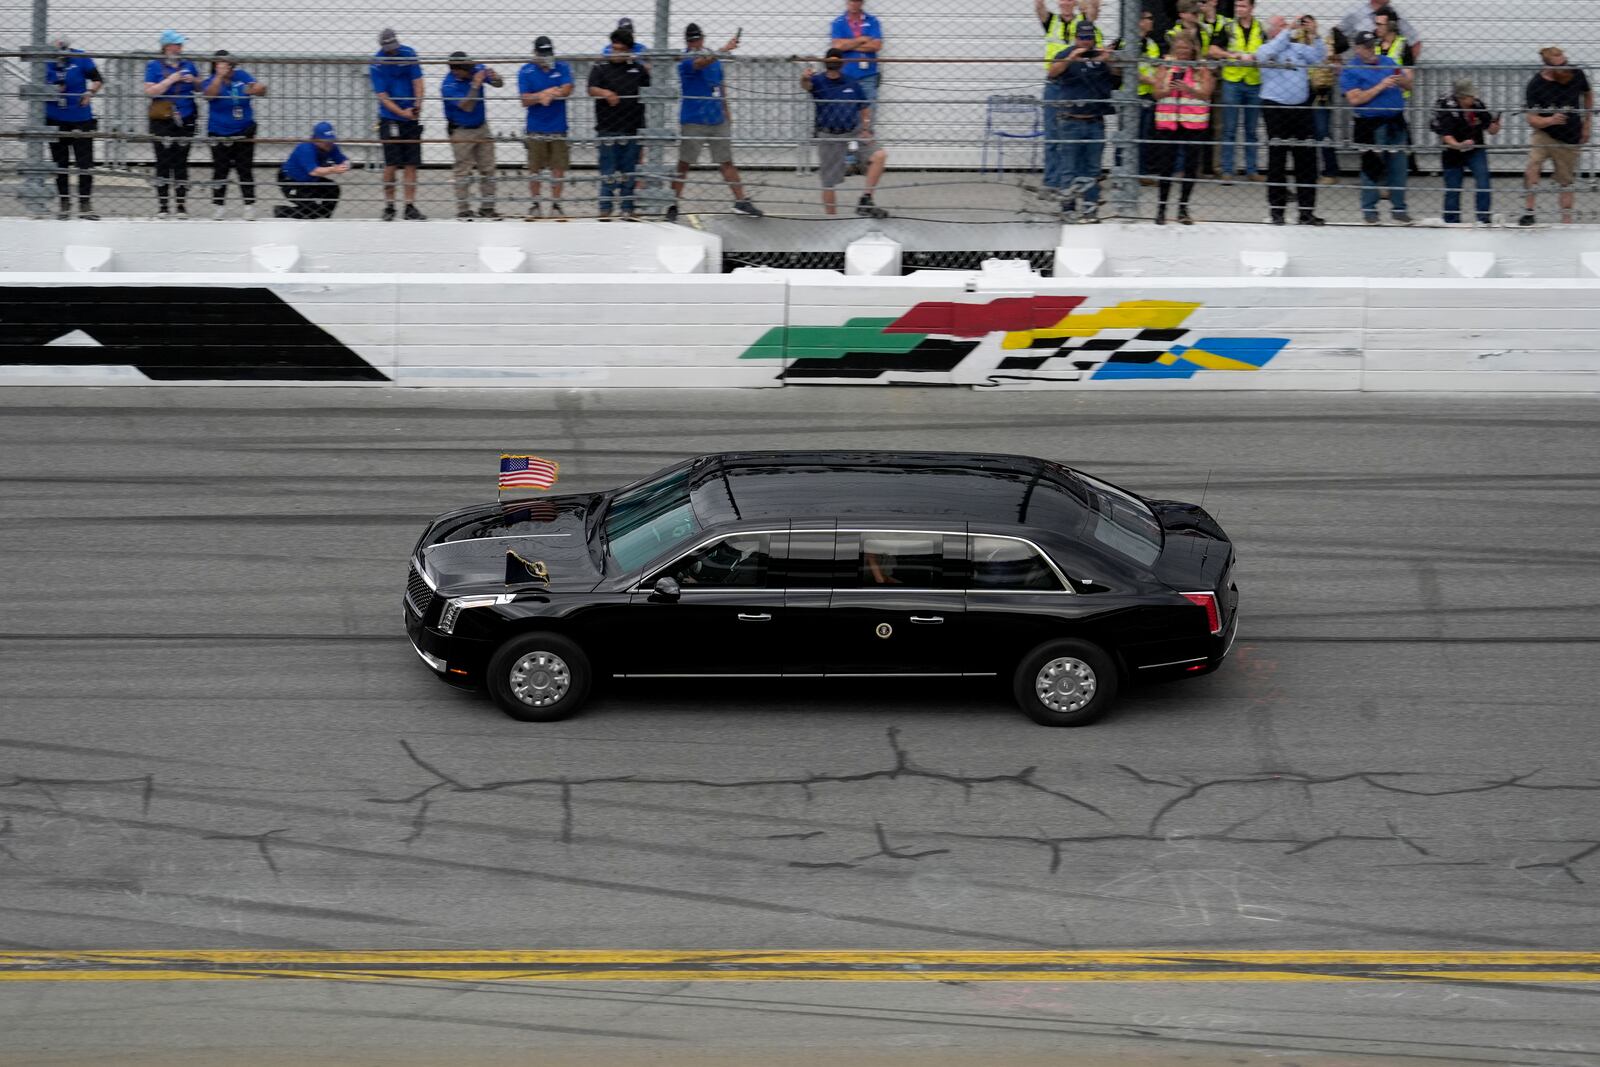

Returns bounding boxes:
[666,23,763,221]
[1048,22,1120,222]
[829,0,884,128]
[441,51,505,220]
[201,50,268,220]
[274,121,350,219]
[143,30,199,217]
[1339,30,1412,223]
[371,27,426,220]
[519,36,574,219]
[804,48,888,217]
[44,36,102,220]
[1255,15,1326,225]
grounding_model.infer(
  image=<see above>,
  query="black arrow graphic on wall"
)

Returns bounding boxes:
[0,286,389,381]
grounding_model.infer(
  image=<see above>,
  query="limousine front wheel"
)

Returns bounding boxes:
[1014,639,1117,727]
[487,632,592,722]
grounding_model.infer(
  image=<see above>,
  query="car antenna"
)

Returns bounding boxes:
[1198,466,1213,510]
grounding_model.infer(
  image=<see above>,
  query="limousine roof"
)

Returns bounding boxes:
[687,451,1096,530]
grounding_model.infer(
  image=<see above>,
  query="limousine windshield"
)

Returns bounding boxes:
[603,465,702,572]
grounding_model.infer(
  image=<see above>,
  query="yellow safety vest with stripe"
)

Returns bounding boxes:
[1043,13,1104,70]
[1137,36,1160,97]
[1378,36,1411,98]
[1155,65,1209,129]
[1166,17,1224,55]
[1221,17,1264,85]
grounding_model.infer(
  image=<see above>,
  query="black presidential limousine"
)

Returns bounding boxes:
[404,451,1238,726]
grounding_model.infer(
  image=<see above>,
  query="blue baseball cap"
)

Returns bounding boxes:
[159,29,186,46]
[312,121,337,140]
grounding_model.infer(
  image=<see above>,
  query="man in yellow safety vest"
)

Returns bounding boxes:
[1209,0,1265,181]
[1035,0,1103,195]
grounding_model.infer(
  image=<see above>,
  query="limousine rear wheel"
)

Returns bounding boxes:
[487,632,592,722]
[1014,639,1118,727]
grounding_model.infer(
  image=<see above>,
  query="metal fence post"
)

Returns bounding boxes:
[635,0,673,216]
[1108,0,1143,220]
[16,0,52,215]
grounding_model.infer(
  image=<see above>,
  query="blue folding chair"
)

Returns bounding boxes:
[982,95,1044,173]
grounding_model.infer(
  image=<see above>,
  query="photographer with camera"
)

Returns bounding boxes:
[1257,14,1327,225]
[1339,29,1412,224]
[201,50,267,220]
[1432,78,1499,225]
[143,30,199,218]
[1047,20,1120,223]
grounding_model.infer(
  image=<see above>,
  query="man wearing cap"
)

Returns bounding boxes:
[441,52,504,220]
[143,30,199,217]
[667,24,763,221]
[1255,14,1326,225]
[803,48,888,217]
[371,28,426,221]
[1432,78,1498,225]
[201,50,268,220]
[520,36,574,219]
[1521,47,1592,226]
[274,122,350,219]
[829,0,884,129]
[44,36,102,220]
[1339,29,1412,224]
[587,30,652,219]
[607,18,648,60]
[1047,20,1120,222]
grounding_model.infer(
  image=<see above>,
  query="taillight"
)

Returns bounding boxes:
[1181,591,1223,635]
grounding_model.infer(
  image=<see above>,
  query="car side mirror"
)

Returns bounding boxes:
[651,576,681,601]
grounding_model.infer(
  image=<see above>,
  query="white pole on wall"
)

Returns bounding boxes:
[17,0,51,216]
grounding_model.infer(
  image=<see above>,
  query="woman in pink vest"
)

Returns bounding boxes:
[1152,33,1215,224]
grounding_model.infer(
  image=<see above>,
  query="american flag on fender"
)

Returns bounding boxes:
[499,455,560,491]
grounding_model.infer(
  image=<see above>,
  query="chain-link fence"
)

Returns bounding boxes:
[3,1,1598,229]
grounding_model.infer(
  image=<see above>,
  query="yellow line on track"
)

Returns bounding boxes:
[1,951,1598,983]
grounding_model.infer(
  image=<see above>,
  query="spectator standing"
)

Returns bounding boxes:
[1521,47,1591,226]
[274,121,350,219]
[1337,0,1420,58]
[587,31,652,219]
[201,50,267,220]
[1196,0,1231,176]
[44,36,101,220]
[607,18,648,59]
[1308,25,1344,183]
[143,30,199,218]
[830,0,884,129]
[1210,0,1265,182]
[1037,0,1104,200]
[1371,7,1420,177]
[1048,21,1120,222]
[1339,29,1411,224]
[371,28,426,221]
[667,24,763,220]
[1151,32,1214,224]
[1256,14,1326,225]
[519,36,574,220]
[1134,8,1162,181]
[1433,78,1499,225]
[803,48,888,217]
[441,52,504,220]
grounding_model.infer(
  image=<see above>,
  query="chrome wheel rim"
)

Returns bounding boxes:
[509,651,571,708]
[1035,657,1097,713]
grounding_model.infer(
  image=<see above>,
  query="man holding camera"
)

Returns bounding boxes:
[1047,21,1120,223]
[1256,14,1326,225]
[1521,47,1592,226]
[666,23,763,220]
[371,27,426,221]
[441,52,504,220]
[1339,29,1412,224]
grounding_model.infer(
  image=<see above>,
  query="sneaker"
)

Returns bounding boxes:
[404,204,426,221]
[173,207,189,219]
[1363,213,1379,226]
[1392,212,1413,226]
[597,210,613,221]
[479,207,500,219]
[1220,175,1234,186]
[56,209,70,221]
[1518,213,1536,227]
[1177,206,1194,225]
[241,204,256,221]
[1154,205,1168,226]
[1270,210,1286,226]
[1078,208,1099,225]
[381,204,397,221]
[1299,212,1326,226]
[549,201,564,218]
[664,202,679,222]
[272,205,294,218]
[213,206,227,221]
[855,194,885,218]
[79,210,99,221]
[732,199,764,218]
[524,204,543,221]
[456,209,476,221]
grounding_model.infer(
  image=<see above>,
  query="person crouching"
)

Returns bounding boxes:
[274,121,350,219]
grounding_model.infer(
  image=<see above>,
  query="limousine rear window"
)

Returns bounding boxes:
[1076,472,1163,568]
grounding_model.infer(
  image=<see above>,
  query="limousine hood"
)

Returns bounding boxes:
[416,495,605,593]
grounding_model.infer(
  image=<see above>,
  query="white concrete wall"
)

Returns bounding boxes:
[1,267,1596,390]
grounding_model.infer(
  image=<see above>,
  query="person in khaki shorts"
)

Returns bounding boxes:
[666,23,763,220]
[519,36,574,218]
[1520,46,1592,226]
[440,51,504,219]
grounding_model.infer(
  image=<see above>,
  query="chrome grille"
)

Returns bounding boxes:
[405,564,435,619]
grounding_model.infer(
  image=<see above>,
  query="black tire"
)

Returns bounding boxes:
[1012,638,1119,727]
[485,632,592,722]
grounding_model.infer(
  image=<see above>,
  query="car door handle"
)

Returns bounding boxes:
[737,613,773,622]
[910,615,944,625]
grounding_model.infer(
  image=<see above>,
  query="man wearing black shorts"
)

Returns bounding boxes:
[370,27,426,220]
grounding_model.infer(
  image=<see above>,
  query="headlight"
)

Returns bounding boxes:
[438,594,514,635]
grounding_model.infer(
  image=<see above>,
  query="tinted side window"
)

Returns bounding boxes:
[660,533,774,588]
[970,536,1064,591]
[851,531,957,589]
[784,531,836,589]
